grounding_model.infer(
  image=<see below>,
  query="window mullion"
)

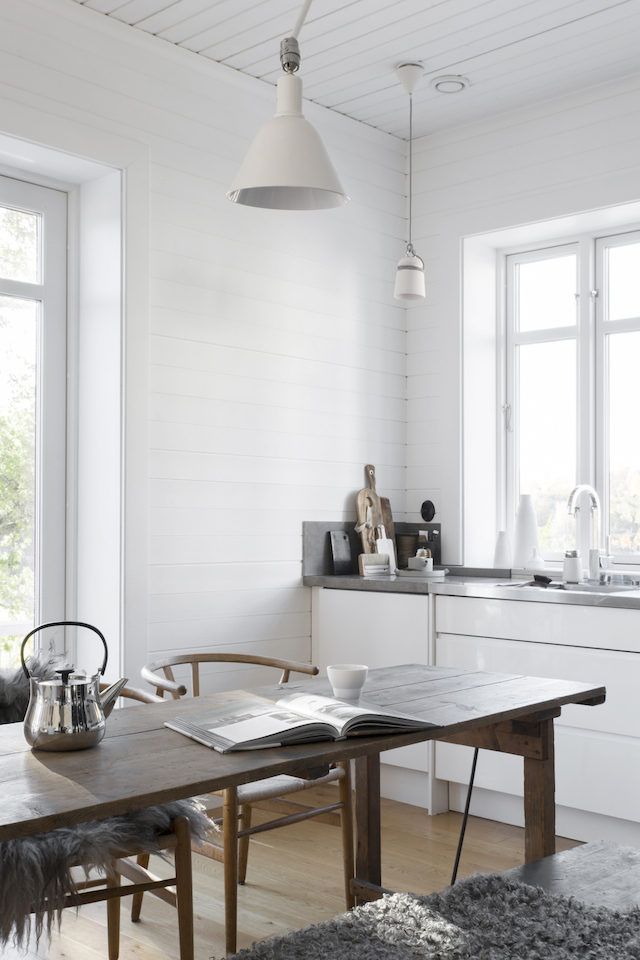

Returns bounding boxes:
[600,316,640,335]
[594,237,609,560]
[575,238,596,562]
[513,326,577,346]
[504,252,516,540]
[0,278,45,300]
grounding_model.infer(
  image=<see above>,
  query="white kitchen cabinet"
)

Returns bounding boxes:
[435,594,640,653]
[310,586,640,839]
[434,596,640,835]
[311,587,430,773]
[437,632,640,737]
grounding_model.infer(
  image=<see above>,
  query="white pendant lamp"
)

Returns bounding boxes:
[227,1,347,211]
[394,63,426,301]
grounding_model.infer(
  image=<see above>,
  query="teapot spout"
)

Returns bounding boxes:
[99,678,129,717]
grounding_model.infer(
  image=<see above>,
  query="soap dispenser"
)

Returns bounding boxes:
[563,550,582,584]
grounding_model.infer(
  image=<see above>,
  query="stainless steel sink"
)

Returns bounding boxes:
[499,580,640,594]
[548,582,639,593]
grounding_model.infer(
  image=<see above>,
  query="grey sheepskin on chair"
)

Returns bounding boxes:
[0,656,65,724]
[0,799,213,949]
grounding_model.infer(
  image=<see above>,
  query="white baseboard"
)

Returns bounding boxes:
[449,782,640,845]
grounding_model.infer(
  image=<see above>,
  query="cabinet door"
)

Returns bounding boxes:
[312,589,429,669]
[312,588,429,771]
[435,594,640,653]
[435,632,640,822]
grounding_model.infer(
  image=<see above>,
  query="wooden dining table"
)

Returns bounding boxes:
[0,664,605,906]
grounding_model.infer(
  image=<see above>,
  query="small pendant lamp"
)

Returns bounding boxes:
[394,63,426,301]
[227,1,347,211]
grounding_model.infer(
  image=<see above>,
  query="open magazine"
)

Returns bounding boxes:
[164,691,436,754]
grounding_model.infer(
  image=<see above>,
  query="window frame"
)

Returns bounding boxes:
[595,228,640,563]
[0,175,67,642]
[501,226,640,568]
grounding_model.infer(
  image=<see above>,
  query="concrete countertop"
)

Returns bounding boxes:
[303,572,640,610]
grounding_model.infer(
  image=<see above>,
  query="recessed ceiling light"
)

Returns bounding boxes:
[431,74,470,94]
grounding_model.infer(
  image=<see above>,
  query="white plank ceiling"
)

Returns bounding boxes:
[70,0,640,137]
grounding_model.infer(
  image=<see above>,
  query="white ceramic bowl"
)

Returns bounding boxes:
[327,663,368,700]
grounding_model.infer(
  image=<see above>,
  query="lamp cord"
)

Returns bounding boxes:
[292,0,313,38]
[408,92,413,253]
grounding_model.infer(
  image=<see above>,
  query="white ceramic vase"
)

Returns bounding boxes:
[513,494,540,568]
[493,530,512,568]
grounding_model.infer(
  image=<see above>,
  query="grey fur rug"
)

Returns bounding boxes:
[0,655,67,724]
[230,873,640,959]
[0,799,213,949]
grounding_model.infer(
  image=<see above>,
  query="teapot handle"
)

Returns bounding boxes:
[20,621,108,681]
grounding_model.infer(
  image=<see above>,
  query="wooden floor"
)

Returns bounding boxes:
[5,785,577,960]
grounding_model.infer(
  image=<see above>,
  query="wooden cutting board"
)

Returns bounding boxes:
[380,496,396,545]
[355,464,385,554]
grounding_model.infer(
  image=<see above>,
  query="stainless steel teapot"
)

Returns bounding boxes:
[20,621,128,751]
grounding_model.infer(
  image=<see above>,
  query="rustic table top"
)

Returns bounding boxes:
[0,664,605,841]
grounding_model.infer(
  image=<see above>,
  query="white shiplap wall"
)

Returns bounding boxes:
[407,71,640,563]
[0,0,406,688]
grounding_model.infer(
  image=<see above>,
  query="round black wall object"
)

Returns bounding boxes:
[421,500,436,522]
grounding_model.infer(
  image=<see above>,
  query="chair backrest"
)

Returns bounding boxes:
[141,653,319,700]
[99,682,164,705]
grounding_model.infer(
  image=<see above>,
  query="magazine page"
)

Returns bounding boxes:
[277,691,436,737]
[165,694,339,752]
[277,692,378,736]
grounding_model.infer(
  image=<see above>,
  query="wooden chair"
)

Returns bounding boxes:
[140,653,356,955]
[62,815,194,960]
[84,684,199,960]
[0,684,199,960]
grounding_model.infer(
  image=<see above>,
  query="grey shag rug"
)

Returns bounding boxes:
[229,873,640,959]
[0,798,213,949]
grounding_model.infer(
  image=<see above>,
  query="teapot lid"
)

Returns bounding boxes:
[36,675,91,688]
[33,668,97,688]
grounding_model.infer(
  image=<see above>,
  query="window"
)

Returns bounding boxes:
[504,229,640,564]
[0,176,67,663]
[597,232,640,558]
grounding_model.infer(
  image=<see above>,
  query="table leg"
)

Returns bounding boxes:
[354,753,382,897]
[223,787,238,955]
[523,716,556,863]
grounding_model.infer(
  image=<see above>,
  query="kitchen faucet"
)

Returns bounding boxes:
[566,484,605,580]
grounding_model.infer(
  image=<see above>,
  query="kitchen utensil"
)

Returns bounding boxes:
[421,500,436,522]
[20,621,128,751]
[380,495,397,553]
[327,664,368,700]
[355,464,383,554]
[375,524,397,572]
[330,531,353,575]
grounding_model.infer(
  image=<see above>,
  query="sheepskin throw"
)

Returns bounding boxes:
[0,799,213,949]
[0,656,65,724]
[229,873,640,960]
